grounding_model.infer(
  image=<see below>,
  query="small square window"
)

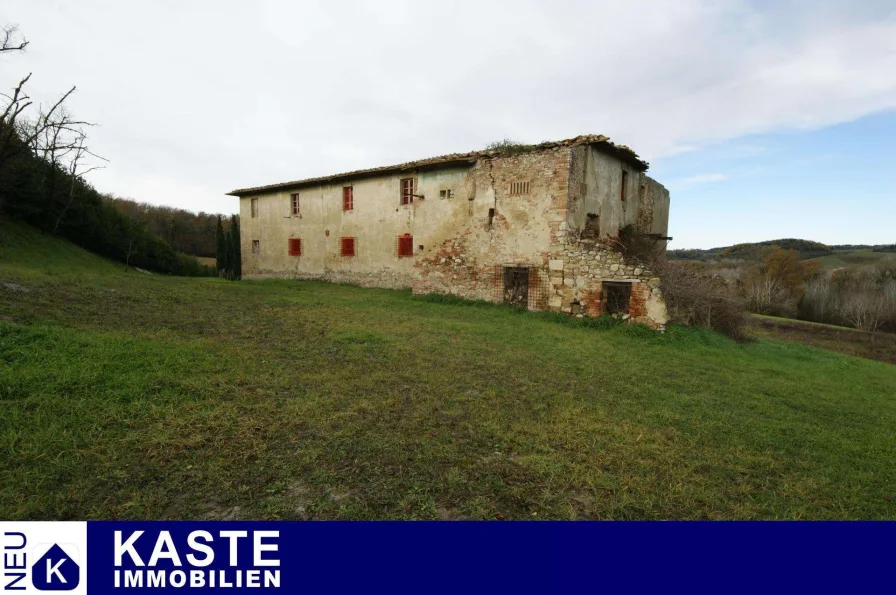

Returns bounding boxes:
[290,193,300,215]
[251,198,258,218]
[288,238,302,256]
[439,188,454,199]
[400,178,416,205]
[397,234,413,257]
[343,186,354,211]
[341,237,356,257]
[251,240,260,254]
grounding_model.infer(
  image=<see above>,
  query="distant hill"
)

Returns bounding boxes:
[668,239,833,262]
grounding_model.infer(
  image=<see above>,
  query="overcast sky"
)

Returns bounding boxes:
[2,0,895,248]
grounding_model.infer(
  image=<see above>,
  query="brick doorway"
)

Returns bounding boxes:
[503,266,529,307]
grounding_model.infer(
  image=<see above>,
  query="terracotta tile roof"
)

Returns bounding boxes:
[226,134,648,196]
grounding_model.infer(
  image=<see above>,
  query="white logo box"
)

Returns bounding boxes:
[1,522,87,594]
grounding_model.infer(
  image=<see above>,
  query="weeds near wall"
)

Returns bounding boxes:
[654,259,749,341]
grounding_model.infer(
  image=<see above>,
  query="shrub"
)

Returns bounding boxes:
[654,260,749,341]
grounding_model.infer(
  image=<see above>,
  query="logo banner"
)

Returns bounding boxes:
[1,521,892,593]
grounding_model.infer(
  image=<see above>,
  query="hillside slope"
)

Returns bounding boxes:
[2,220,895,520]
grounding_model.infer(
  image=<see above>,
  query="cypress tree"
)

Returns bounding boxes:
[230,214,241,280]
[215,215,227,277]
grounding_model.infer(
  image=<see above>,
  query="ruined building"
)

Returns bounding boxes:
[227,135,671,328]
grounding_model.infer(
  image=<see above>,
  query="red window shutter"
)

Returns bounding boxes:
[343,187,353,211]
[341,237,355,257]
[288,238,301,255]
[397,235,413,257]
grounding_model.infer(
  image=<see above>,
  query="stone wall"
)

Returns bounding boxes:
[546,237,669,330]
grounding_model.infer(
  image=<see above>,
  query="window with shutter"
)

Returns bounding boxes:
[400,178,416,205]
[340,237,356,257]
[343,186,353,211]
[288,238,302,256]
[290,193,300,215]
[397,234,413,257]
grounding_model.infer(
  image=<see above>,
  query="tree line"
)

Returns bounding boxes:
[0,24,214,276]
[109,197,229,258]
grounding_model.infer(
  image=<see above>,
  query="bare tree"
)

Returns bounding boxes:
[1,24,28,53]
[52,132,107,234]
[1,23,98,218]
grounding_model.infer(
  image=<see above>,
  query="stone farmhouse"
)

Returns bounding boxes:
[227,135,671,328]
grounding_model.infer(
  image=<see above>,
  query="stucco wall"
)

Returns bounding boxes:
[412,147,569,304]
[239,166,473,288]
[566,145,669,238]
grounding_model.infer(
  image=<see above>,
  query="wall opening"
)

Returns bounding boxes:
[585,213,600,238]
[620,170,628,202]
[502,266,529,307]
[603,282,632,315]
[488,207,495,227]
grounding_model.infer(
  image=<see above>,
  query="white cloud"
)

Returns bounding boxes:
[676,173,729,186]
[1,0,895,214]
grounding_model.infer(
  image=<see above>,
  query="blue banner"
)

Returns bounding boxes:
[1,521,892,593]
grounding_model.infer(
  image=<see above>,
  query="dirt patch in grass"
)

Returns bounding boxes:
[749,314,896,364]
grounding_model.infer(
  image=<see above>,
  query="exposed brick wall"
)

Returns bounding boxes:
[412,148,570,305]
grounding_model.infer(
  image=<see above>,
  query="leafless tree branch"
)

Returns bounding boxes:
[1,24,29,53]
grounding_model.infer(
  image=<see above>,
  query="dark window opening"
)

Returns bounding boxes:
[503,266,529,307]
[620,170,628,202]
[288,238,301,256]
[604,282,631,315]
[341,237,356,257]
[251,240,260,254]
[488,207,495,227]
[585,213,600,237]
[397,234,413,257]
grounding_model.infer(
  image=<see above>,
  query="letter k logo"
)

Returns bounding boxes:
[32,544,80,591]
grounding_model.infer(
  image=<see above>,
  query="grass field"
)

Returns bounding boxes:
[2,220,895,520]
[806,249,896,269]
[749,314,896,364]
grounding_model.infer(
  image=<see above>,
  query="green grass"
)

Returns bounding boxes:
[2,220,896,519]
[806,249,896,269]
